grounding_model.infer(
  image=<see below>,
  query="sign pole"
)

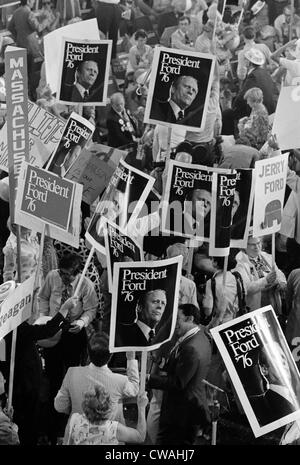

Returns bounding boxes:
[35,224,46,290]
[7,225,23,411]
[290,0,295,41]
[222,255,228,287]
[74,246,95,297]
[220,0,227,21]
[271,232,276,269]
[140,350,147,393]
[7,328,17,410]
[162,127,172,197]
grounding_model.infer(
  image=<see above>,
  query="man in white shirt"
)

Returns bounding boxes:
[55,332,139,439]
[171,15,194,51]
[274,6,300,44]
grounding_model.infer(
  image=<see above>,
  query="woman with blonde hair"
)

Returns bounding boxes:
[64,384,148,445]
[236,87,269,150]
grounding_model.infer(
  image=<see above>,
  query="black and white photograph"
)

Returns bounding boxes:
[209,171,238,257]
[3,0,300,448]
[161,160,230,242]
[230,169,255,249]
[85,159,155,255]
[46,112,94,177]
[103,218,143,293]
[211,306,300,438]
[57,38,112,106]
[144,46,215,131]
[109,256,182,352]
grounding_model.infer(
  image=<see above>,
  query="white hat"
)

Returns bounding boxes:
[244,48,265,66]
[290,39,300,59]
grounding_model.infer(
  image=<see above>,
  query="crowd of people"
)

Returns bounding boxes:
[1,0,300,447]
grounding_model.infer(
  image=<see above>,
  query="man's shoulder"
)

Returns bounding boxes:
[70,85,83,102]
[150,99,174,120]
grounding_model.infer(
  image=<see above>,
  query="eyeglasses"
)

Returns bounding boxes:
[59,268,78,279]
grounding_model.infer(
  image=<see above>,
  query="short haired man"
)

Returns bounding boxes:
[38,253,98,444]
[107,92,138,148]
[54,332,139,434]
[150,75,199,125]
[147,303,212,445]
[171,15,194,51]
[71,60,99,102]
[184,187,212,237]
[117,289,167,347]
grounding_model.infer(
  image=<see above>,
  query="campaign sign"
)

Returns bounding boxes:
[230,169,255,249]
[103,218,143,293]
[65,143,126,205]
[5,46,29,222]
[0,101,65,173]
[85,159,155,255]
[16,163,75,231]
[253,154,288,237]
[46,112,94,178]
[209,171,237,257]
[109,256,182,353]
[44,18,101,94]
[211,306,300,437]
[144,46,216,131]
[0,275,35,340]
[161,160,230,241]
[57,38,112,106]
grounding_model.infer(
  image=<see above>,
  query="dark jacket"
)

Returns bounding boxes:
[4,312,67,399]
[150,100,204,129]
[233,67,276,120]
[148,328,212,429]
[116,322,149,348]
[106,107,137,148]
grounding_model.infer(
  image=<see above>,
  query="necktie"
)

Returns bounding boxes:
[148,329,155,344]
[83,90,89,102]
[177,110,184,121]
[184,33,191,45]
[61,285,72,321]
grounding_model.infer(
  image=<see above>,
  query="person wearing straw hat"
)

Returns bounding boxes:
[231,47,276,125]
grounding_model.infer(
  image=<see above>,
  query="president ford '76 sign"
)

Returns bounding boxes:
[16,162,75,231]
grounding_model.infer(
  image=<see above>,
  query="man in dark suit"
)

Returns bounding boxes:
[147,303,212,445]
[106,92,138,148]
[246,342,299,426]
[150,75,200,126]
[69,60,99,103]
[116,289,167,347]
